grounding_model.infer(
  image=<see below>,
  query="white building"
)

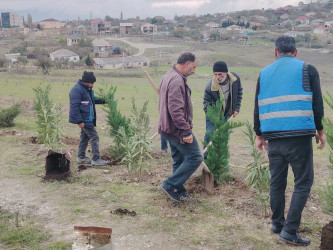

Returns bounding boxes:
[50,49,80,62]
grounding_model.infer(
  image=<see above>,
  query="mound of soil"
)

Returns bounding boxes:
[320,221,333,250]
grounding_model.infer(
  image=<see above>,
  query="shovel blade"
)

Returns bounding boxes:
[202,167,214,193]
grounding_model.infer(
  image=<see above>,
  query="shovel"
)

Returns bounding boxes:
[144,70,216,193]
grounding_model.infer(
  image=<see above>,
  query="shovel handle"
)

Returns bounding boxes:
[144,70,159,95]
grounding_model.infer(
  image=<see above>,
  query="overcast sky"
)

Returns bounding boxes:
[0,0,309,21]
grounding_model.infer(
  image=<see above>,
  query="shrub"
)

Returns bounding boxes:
[243,120,270,216]
[119,98,152,176]
[0,103,21,128]
[33,83,63,150]
[322,92,333,215]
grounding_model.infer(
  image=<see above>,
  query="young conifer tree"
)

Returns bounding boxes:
[205,99,243,184]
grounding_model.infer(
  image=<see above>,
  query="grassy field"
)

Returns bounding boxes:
[0,38,333,249]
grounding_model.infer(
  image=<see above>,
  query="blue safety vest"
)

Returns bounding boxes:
[258,56,315,133]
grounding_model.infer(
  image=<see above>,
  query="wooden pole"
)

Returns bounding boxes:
[144,70,159,95]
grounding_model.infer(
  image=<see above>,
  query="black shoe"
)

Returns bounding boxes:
[279,230,311,246]
[160,184,181,203]
[271,225,283,234]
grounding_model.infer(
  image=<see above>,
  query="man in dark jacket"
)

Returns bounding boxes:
[69,71,109,166]
[158,52,203,203]
[203,61,243,149]
[254,36,326,246]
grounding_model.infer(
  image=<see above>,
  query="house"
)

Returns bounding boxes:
[280,14,289,20]
[91,20,105,35]
[251,22,263,29]
[292,24,312,31]
[205,22,219,29]
[310,19,325,27]
[93,56,150,70]
[92,39,112,58]
[305,12,317,18]
[40,18,62,29]
[296,16,310,25]
[313,26,332,34]
[120,23,133,34]
[5,53,21,63]
[67,33,81,46]
[226,24,242,32]
[276,8,289,14]
[50,49,80,62]
[324,19,333,27]
[141,23,157,34]
[284,31,305,37]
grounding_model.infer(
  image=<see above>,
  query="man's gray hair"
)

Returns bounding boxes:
[177,52,196,65]
[275,36,296,54]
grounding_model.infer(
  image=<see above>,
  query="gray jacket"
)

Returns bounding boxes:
[158,67,193,143]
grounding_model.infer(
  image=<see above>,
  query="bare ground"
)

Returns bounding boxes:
[0,124,331,249]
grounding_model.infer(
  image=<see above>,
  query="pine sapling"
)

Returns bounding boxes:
[205,99,243,184]
[0,103,21,128]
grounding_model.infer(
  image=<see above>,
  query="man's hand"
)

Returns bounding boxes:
[255,135,267,154]
[315,130,326,150]
[232,111,239,117]
[183,134,193,144]
[78,123,84,129]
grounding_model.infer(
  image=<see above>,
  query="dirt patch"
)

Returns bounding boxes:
[320,221,333,250]
[61,136,79,145]
[112,208,137,217]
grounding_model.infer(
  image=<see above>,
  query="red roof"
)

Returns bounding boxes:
[91,19,104,24]
[315,26,331,30]
[296,16,309,20]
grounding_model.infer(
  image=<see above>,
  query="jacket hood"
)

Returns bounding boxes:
[211,72,237,91]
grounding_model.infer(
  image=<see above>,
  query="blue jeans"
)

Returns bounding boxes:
[268,136,313,234]
[161,136,168,151]
[78,127,100,160]
[162,134,203,193]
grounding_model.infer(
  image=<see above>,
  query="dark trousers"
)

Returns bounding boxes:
[268,136,314,234]
[77,127,100,160]
[161,136,168,151]
[163,135,203,193]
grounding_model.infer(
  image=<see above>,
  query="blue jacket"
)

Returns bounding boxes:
[69,80,105,128]
[258,56,316,139]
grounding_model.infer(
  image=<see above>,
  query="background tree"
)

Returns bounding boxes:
[27,13,32,28]
[0,57,7,68]
[85,54,93,68]
[35,56,53,75]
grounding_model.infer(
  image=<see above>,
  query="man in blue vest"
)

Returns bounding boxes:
[69,71,109,166]
[254,36,326,246]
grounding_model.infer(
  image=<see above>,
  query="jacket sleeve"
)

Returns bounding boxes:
[168,79,192,135]
[235,76,243,112]
[253,76,262,136]
[94,96,106,104]
[69,88,84,124]
[203,81,216,113]
[308,64,324,131]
